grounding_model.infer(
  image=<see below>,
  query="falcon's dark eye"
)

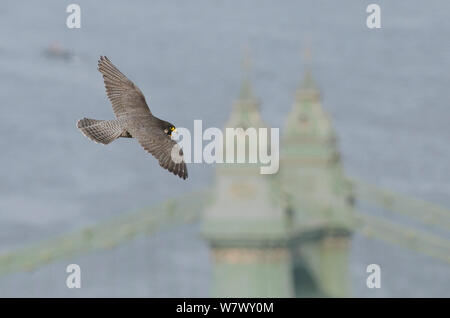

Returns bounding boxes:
[167,126,176,135]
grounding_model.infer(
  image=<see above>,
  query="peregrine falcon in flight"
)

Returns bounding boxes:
[77,56,188,180]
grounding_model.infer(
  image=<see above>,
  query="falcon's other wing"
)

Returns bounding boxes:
[134,127,188,180]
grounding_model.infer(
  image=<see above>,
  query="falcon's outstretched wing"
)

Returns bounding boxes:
[97,56,151,119]
[134,127,188,180]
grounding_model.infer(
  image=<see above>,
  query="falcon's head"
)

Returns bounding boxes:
[161,121,176,136]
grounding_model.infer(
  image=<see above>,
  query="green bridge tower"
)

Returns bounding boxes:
[203,59,355,297]
[279,68,355,297]
[202,61,295,297]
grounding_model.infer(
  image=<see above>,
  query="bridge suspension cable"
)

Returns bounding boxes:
[0,191,207,277]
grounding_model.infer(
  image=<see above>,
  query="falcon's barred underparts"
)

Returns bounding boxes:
[77,56,188,180]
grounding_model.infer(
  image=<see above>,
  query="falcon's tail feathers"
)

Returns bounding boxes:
[77,118,124,145]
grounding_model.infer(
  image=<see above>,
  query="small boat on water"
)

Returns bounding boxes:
[44,41,73,60]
